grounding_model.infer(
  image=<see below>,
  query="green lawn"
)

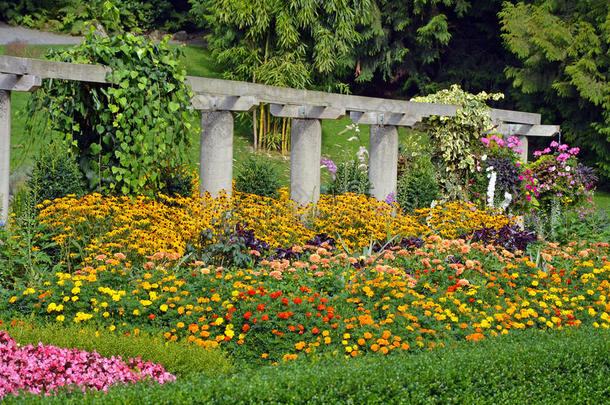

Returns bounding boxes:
[594,190,610,210]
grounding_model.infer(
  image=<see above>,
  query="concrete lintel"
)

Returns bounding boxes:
[350,111,420,127]
[270,104,345,119]
[290,118,322,205]
[0,55,109,83]
[0,74,41,92]
[491,108,541,125]
[192,95,258,112]
[0,90,9,222]
[493,123,560,137]
[200,111,234,198]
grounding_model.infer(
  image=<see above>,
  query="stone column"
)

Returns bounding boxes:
[0,90,10,222]
[369,124,398,201]
[290,118,321,204]
[517,135,528,163]
[200,111,233,198]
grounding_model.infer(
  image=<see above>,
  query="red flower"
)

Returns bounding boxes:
[312,327,320,334]
[270,291,283,299]
[281,298,289,306]
[293,297,302,304]
[148,314,156,320]
[242,324,250,332]
[244,312,253,320]
[261,314,270,321]
[256,304,265,311]
[247,289,256,296]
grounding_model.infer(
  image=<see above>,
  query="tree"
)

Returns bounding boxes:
[189,0,374,152]
[500,1,610,185]
[353,0,514,98]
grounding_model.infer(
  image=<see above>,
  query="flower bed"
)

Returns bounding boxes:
[0,330,174,399]
[8,236,609,363]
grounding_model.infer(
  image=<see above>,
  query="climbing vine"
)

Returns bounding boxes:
[25,28,195,196]
[413,85,504,200]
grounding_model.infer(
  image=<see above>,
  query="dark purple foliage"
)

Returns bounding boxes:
[465,224,537,253]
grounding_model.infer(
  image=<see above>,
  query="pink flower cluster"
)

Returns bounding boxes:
[481,135,523,155]
[0,330,175,398]
[533,141,580,161]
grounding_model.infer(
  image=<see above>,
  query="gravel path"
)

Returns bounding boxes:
[0,22,83,45]
[0,22,205,46]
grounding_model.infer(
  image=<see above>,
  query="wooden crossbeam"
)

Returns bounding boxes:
[492,124,559,137]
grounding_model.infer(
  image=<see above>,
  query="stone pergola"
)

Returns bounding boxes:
[0,55,560,221]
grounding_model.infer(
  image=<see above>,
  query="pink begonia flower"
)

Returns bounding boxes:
[0,330,175,399]
[558,144,568,151]
[526,195,532,201]
[543,148,551,154]
[533,151,542,157]
[514,148,522,154]
[481,137,490,145]
[569,147,580,155]
[550,141,559,148]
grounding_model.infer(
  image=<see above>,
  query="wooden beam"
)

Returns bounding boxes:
[192,95,258,112]
[491,108,541,125]
[270,104,345,119]
[0,55,109,83]
[493,124,559,137]
[0,74,41,92]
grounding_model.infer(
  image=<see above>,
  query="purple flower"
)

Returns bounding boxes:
[384,193,396,205]
[320,158,337,180]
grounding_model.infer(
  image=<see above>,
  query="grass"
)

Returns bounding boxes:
[594,190,610,210]
[3,326,609,404]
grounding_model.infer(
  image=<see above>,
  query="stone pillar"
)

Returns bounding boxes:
[0,90,10,222]
[290,118,321,204]
[517,135,528,163]
[200,111,233,198]
[369,124,398,201]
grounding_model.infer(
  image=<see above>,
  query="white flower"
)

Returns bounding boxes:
[499,192,512,211]
[486,171,497,208]
[481,154,488,161]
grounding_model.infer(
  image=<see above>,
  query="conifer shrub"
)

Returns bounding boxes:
[234,157,281,198]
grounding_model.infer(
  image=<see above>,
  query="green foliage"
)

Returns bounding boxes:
[159,166,195,198]
[234,157,281,198]
[500,1,610,184]
[5,327,610,404]
[25,30,195,196]
[27,140,87,207]
[190,0,373,90]
[0,196,56,289]
[397,168,440,213]
[413,85,504,200]
[2,321,233,377]
[186,213,254,268]
[0,0,193,34]
[325,160,370,196]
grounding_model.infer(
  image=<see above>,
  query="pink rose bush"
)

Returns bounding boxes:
[0,330,175,398]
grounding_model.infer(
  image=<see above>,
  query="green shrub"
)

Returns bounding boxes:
[159,166,195,198]
[5,327,609,404]
[234,157,281,198]
[397,168,440,212]
[27,141,86,207]
[2,321,233,378]
[326,160,370,196]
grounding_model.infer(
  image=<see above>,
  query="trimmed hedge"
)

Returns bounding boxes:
[4,327,609,404]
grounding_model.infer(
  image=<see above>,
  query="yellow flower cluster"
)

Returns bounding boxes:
[37,190,511,263]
